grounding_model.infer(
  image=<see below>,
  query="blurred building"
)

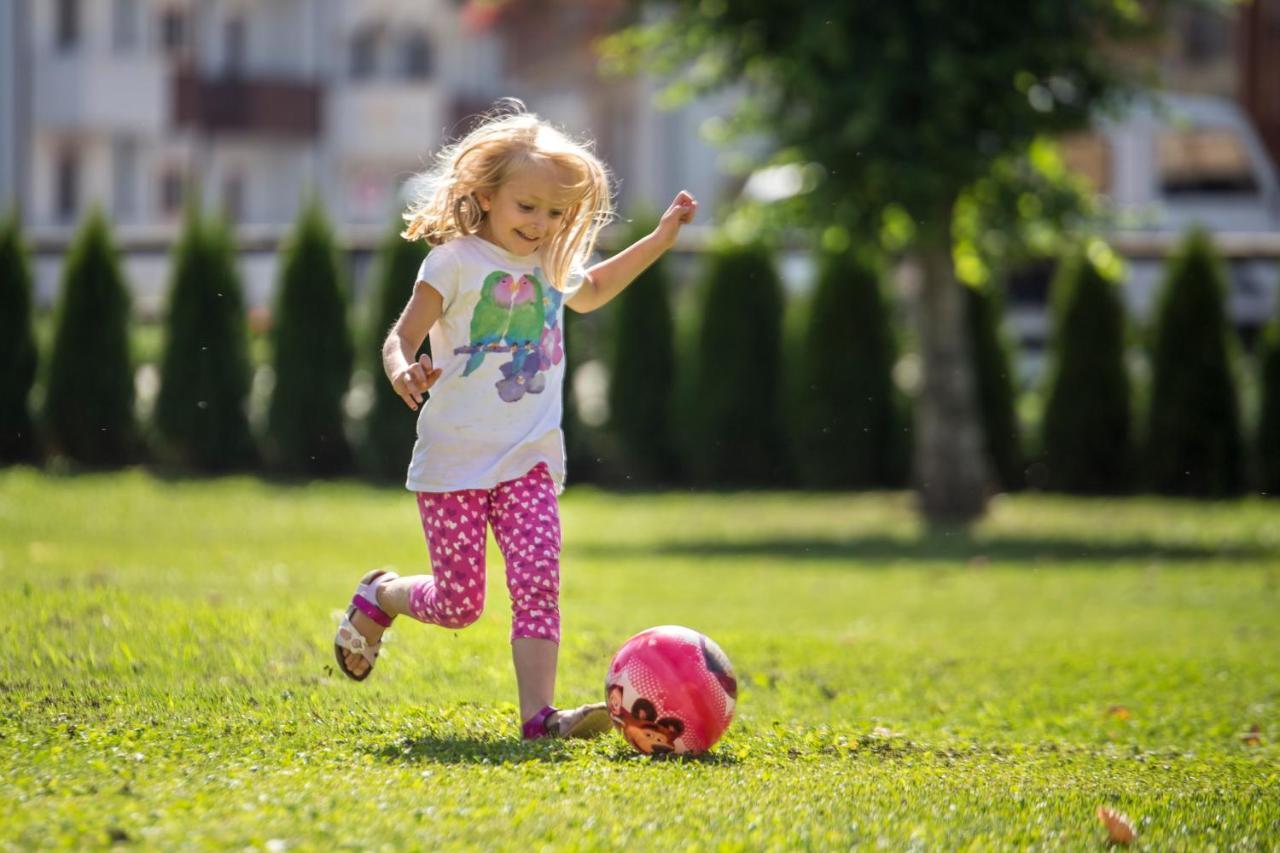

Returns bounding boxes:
[0,0,732,311]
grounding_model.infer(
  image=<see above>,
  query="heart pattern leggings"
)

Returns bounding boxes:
[408,463,561,643]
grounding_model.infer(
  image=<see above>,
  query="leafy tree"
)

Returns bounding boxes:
[606,217,679,483]
[266,201,354,475]
[1040,246,1133,493]
[0,212,40,463]
[44,210,138,465]
[153,206,256,470]
[966,280,1024,491]
[792,244,901,488]
[359,226,430,481]
[1259,271,1280,495]
[609,0,1198,522]
[689,241,787,486]
[1145,229,1243,496]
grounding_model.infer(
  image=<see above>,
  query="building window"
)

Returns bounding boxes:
[160,9,186,52]
[403,33,434,79]
[56,0,80,50]
[224,18,246,76]
[160,168,185,216]
[112,138,139,222]
[112,0,139,52]
[350,29,379,79]
[56,149,79,223]
[1057,133,1112,194]
[1158,129,1260,195]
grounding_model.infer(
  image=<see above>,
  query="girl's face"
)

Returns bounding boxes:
[476,162,578,257]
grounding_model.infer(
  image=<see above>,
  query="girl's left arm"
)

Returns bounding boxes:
[568,191,697,313]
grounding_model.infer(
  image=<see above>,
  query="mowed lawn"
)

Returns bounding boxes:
[1,469,1277,849]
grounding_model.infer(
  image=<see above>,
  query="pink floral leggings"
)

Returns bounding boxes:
[408,463,561,643]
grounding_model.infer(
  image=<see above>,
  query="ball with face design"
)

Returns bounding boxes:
[605,626,737,756]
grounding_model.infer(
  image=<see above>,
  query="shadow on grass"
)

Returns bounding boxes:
[368,734,740,766]
[570,533,1275,565]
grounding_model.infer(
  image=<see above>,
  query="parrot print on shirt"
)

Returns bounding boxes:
[455,267,565,403]
[461,270,545,376]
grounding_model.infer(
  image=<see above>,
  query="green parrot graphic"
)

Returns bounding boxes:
[461,270,546,376]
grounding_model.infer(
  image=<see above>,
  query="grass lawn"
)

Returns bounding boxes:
[1,469,1277,849]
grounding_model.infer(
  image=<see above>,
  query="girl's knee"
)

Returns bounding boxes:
[439,595,484,629]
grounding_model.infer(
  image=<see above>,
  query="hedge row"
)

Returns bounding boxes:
[2,209,1279,496]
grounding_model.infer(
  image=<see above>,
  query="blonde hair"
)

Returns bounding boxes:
[402,101,613,292]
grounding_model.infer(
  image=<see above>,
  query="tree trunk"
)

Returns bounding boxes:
[913,239,990,525]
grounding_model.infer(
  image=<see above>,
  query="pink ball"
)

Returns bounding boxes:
[605,625,737,756]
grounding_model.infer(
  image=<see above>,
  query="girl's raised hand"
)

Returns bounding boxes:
[393,353,442,411]
[654,190,698,248]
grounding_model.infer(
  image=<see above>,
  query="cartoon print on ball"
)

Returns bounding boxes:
[605,626,737,756]
[454,267,563,403]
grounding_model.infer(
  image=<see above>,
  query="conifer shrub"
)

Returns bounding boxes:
[1254,267,1280,495]
[358,227,431,481]
[0,212,41,463]
[266,202,354,475]
[606,219,678,483]
[1145,229,1244,496]
[1040,248,1133,493]
[44,210,138,465]
[966,279,1023,491]
[688,241,787,486]
[792,247,901,488]
[153,207,255,470]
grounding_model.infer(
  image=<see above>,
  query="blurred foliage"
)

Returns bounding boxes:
[1259,268,1280,495]
[689,240,788,485]
[603,0,1182,250]
[1040,245,1135,493]
[1145,229,1244,496]
[153,204,256,472]
[965,281,1023,491]
[0,212,40,463]
[358,226,430,482]
[605,217,679,483]
[266,201,354,476]
[791,246,905,488]
[44,209,139,466]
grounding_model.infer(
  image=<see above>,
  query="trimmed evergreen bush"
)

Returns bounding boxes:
[1145,229,1244,496]
[1256,268,1280,495]
[0,212,41,463]
[1040,248,1133,493]
[359,227,430,481]
[606,219,678,483]
[266,202,354,475]
[966,280,1023,491]
[688,241,787,486]
[44,209,138,465]
[792,247,900,488]
[153,207,256,471]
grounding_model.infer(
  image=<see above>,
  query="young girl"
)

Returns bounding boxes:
[332,104,698,740]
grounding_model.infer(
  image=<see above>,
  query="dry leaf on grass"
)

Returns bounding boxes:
[1106,705,1132,720]
[1096,807,1136,844]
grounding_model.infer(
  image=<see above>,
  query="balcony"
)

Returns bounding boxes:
[173,70,321,138]
[329,82,448,161]
[34,53,165,133]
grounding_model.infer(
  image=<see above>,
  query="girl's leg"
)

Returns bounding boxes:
[406,489,491,628]
[490,464,562,723]
[338,489,488,678]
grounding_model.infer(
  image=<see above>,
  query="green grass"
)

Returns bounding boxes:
[1,469,1277,849]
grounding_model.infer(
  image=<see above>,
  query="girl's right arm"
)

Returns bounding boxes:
[383,280,444,411]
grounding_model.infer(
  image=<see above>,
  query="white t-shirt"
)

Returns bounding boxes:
[405,235,580,494]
